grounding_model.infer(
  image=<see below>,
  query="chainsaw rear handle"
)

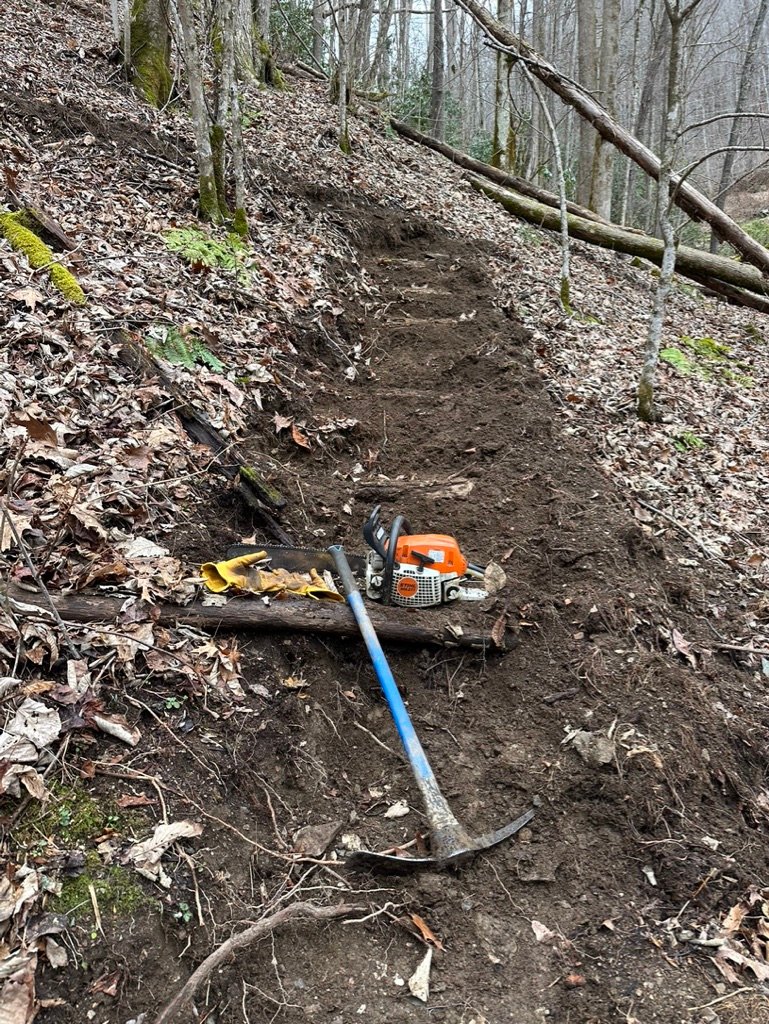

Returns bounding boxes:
[363,505,412,606]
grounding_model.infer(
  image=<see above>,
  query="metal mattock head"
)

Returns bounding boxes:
[345,807,535,873]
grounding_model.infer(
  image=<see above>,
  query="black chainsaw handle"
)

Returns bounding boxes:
[363,506,411,606]
[383,514,410,605]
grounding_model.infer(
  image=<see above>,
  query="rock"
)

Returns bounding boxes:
[293,820,343,858]
[572,730,615,767]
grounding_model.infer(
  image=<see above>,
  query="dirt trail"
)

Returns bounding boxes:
[45,193,768,1024]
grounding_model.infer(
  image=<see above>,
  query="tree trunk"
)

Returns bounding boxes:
[637,1,694,422]
[429,0,446,139]
[590,0,619,219]
[234,0,256,77]
[491,0,512,168]
[520,64,571,309]
[709,0,769,251]
[177,0,221,223]
[575,0,597,206]
[312,0,325,69]
[451,0,769,278]
[213,0,237,222]
[129,0,172,107]
[468,176,769,306]
[369,0,393,88]
[618,0,648,226]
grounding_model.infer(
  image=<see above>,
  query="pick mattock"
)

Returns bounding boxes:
[329,544,535,871]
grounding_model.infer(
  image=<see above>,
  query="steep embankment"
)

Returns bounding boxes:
[2,4,769,1024]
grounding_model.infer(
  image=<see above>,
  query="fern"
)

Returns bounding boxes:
[146,325,225,372]
[165,227,251,284]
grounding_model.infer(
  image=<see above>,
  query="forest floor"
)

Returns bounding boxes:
[2,4,769,1024]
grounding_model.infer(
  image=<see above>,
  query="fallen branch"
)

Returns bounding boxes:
[116,333,293,545]
[470,177,769,308]
[8,586,500,650]
[153,901,360,1024]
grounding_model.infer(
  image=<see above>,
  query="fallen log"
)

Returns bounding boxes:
[469,176,769,306]
[453,0,769,277]
[116,333,293,545]
[391,120,609,225]
[8,587,499,651]
[4,179,78,251]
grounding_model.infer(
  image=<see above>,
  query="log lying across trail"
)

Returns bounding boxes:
[390,120,609,225]
[8,587,498,651]
[470,176,769,313]
[453,0,769,279]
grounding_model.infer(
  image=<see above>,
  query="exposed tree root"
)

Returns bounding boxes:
[153,902,361,1024]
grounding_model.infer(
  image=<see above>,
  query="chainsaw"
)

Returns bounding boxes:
[227,506,489,608]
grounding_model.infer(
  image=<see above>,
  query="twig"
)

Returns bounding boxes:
[88,882,104,937]
[687,987,752,1011]
[633,496,730,567]
[353,720,403,761]
[152,902,361,1024]
[176,846,206,928]
[715,642,769,658]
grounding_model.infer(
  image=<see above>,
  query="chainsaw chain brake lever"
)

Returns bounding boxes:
[363,505,412,558]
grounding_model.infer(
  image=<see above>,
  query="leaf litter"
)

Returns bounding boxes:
[1,2,769,1021]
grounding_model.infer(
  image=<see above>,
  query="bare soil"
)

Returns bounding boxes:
[35,188,769,1024]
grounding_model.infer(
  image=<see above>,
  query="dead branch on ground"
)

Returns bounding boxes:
[8,585,501,650]
[153,901,361,1024]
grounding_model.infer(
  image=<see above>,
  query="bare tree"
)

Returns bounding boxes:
[637,0,706,423]
[430,0,446,139]
[589,0,620,219]
[709,0,769,251]
[177,0,222,222]
[575,0,597,206]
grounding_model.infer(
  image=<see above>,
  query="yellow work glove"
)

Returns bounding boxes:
[201,552,343,602]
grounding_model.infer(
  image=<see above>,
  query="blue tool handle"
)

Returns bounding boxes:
[329,545,446,801]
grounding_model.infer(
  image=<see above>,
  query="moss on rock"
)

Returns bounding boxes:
[0,211,86,305]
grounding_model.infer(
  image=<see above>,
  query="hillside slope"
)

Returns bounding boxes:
[2,4,769,1024]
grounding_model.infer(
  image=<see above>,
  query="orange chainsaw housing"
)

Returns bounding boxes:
[393,534,469,576]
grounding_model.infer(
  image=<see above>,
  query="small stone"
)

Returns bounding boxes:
[564,973,586,988]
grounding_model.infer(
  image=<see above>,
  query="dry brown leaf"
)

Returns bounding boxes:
[88,970,121,997]
[8,286,43,311]
[491,610,507,648]
[671,627,697,669]
[291,423,311,449]
[273,413,292,432]
[115,793,156,809]
[12,412,57,445]
[721,902,748,936]
[410,913,445,951]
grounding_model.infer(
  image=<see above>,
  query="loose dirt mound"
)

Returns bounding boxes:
[36,193,769,1024]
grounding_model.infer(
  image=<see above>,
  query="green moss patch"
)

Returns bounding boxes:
[16,782,148,851]
[52,852,151,921]
[661,335,752,386]
[0,211,86,304]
